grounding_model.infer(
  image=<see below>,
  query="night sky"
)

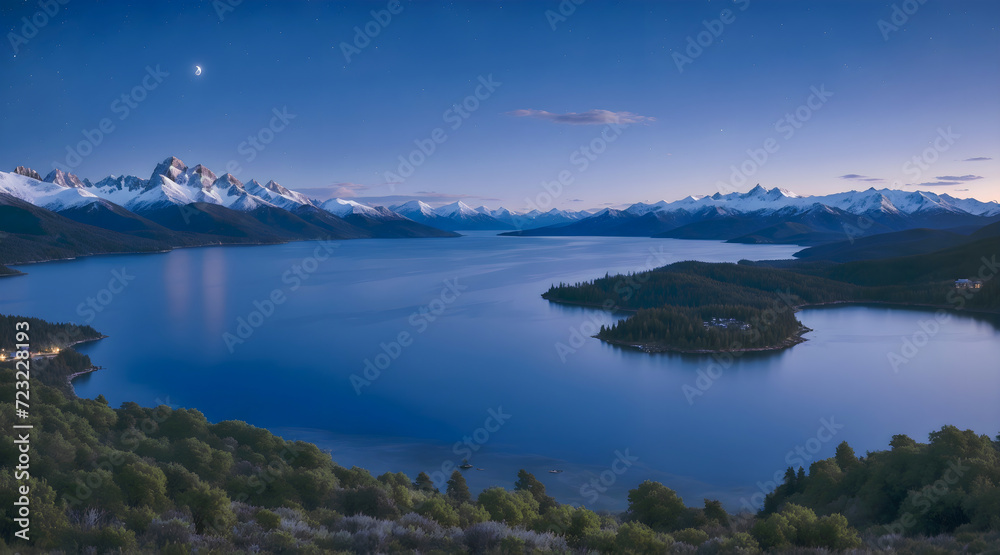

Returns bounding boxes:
[3,0,998,210]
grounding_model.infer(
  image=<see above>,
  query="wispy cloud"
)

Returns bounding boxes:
[908,175,984,187]
[329,182,372,197]
[962,157,992,161]
[507,109,655,125]
[934,175,983,182]
[838,174,885,182]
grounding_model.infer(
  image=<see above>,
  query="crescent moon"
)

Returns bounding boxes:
[195,65,202,76]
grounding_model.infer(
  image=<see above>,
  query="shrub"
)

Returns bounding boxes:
[674,526,710,546]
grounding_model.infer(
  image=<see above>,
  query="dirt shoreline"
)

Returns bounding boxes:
[67,366,101,383]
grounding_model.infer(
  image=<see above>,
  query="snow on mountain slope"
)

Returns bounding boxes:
[625,201,671,216]
[939,194,1000,217]
[89,175,151,207]
[624,185,999,218]
[394,200,437,218]
[318,198,384,217]
[0,170,103,211]
[208,173,276,210]
[9,156,999,233]
[122,174,198,211]
[44,169,89,188]
[244,179,314,210]
[433,201,479,218]
[104,157,277,212]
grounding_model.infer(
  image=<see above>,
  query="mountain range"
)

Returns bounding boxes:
[389,200,589,231]
[501,185,1000,244]
[3,158,999,266]
[0,157,594,240]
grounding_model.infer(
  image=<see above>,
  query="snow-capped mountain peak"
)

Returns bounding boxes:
[319,198,381,217]
[44,168,88,188]
[433,200,478,218]
[14,166,41,180]
[149,156,187,184]
[189,164,218,189]
[1,169,102,211]
[393,200,437,217]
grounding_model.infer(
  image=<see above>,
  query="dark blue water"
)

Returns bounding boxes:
[3,234,998,511]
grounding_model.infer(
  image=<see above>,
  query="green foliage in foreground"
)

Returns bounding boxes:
[0,355,998,553]
[764,428,1000,541]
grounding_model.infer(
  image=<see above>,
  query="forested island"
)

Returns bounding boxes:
[543,235,1000,353]
[1,314,999,553]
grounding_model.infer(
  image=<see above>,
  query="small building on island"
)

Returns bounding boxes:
[954,279,983,289]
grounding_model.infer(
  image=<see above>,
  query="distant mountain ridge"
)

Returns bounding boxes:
[0,157,464,265]
[503,185,1000,244]
[3,157,594,234]
[4,161,999,262]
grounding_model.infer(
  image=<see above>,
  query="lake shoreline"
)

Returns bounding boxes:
[67,365,102,384]
[65,335,109,390]
[544,297,1000,354]
[597,324,813,354]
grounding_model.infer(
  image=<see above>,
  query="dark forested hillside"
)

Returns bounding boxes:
[0,192,458,267]
[544,236,1000,352]
[0,314,103,353]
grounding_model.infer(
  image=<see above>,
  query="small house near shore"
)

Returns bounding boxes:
[954,278,983,289]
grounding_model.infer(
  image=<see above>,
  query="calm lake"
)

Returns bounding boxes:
[4,234,999,511]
